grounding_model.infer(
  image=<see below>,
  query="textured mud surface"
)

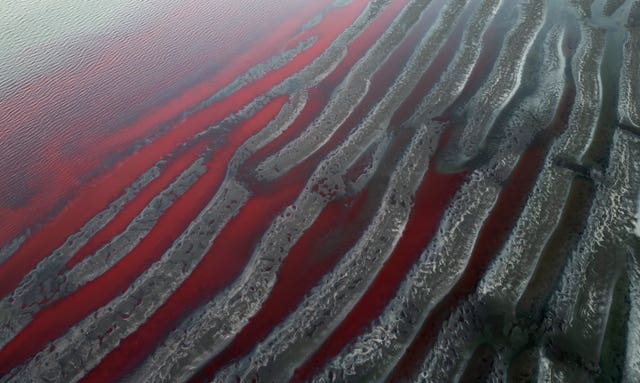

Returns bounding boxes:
[1,0,639,382]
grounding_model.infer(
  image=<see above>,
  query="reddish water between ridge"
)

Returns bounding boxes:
[3,0,625,382]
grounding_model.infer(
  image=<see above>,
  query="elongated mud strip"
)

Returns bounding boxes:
[215,124,440,383]
[546,129,640,368]
[65,158,207,285]
[555,25,606,162]
[0,163,163,345]
[309,23,566,383]
[183,38,317,118]
[0,156,206,349]
[407,0,503,124]
[301,0,358,32]
[2,95,309,383]
[452,0,547,165]
[256,0,434,181]
[153,35,317,125]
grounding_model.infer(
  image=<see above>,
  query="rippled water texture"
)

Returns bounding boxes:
[1,0,640,381]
